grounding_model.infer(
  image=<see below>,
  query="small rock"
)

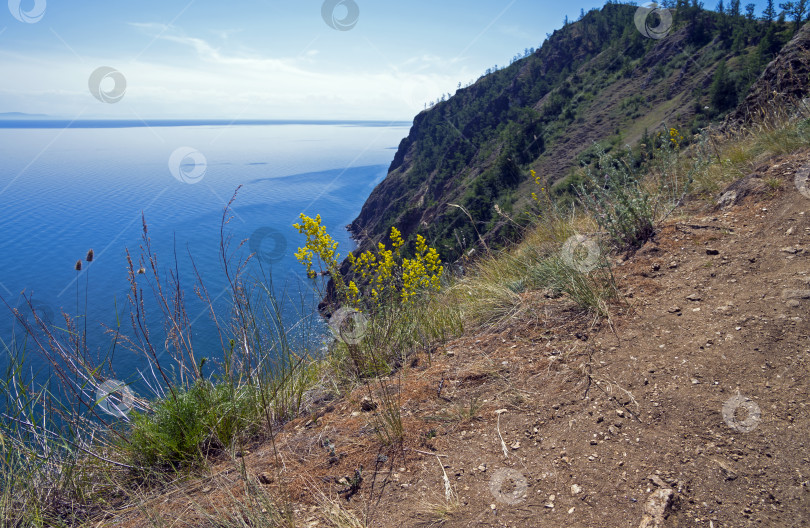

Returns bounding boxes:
[510,441,520,450]
[706,248,720,255]
[571,484,582,495]
[616,409,625,418]
[639,488,673,528]
[714,459,737,481]
[652,263,661,271]
[667,306,681,314]
[668,261,678,269]
[783,289,810,300]
[781,247,800,254]
[257,472,274,485]
[478,464,487,472]
[686,293,702,302]
[360,397,377,412]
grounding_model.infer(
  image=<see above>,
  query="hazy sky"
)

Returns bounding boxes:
[0,0,770,120]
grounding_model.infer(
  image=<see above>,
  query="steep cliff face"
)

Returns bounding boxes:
[348,4,794,263]
[726,23,810,126]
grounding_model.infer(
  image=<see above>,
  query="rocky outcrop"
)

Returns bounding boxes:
[725,23,810,126]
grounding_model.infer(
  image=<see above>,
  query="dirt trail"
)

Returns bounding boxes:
[116,152,810,527]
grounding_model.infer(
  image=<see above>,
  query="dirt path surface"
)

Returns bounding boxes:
[116,152,810,527]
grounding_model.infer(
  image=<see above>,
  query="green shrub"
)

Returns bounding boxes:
[578,145,657,250]
[578,130,705,250]
[126,380,266,468]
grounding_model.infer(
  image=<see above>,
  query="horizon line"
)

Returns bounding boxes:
[0,117,415,129]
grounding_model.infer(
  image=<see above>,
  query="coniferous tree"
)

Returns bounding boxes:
[763,0,776,20]
[730,0,742,16]
[779,0,808,31]
[745,2,756,18]
[710,60,738,112]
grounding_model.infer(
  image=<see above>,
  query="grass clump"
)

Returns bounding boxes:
[124,378,276,468]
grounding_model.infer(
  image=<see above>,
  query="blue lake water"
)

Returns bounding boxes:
[0,120,409,392]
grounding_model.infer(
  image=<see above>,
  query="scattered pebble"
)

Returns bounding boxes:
[360,397,377,412]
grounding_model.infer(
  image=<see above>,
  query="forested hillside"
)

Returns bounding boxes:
[349,2,794,262]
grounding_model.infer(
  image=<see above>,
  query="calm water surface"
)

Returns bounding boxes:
[0,121,409,390]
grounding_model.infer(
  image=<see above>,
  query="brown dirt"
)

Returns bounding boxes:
[113,152,810,527]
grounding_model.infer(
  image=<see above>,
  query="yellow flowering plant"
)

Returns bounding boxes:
[293,214,444,310]
[668,127,684,149]
[292,214,341,279]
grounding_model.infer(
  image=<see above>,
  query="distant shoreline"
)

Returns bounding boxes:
[0,119,413,129]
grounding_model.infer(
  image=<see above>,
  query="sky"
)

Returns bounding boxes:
[0,0,772,120]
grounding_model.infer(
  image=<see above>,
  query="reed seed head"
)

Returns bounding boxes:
[75,260,82,271]
[86,249,94,262]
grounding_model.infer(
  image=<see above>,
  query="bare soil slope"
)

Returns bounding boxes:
[117,151,810,527]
